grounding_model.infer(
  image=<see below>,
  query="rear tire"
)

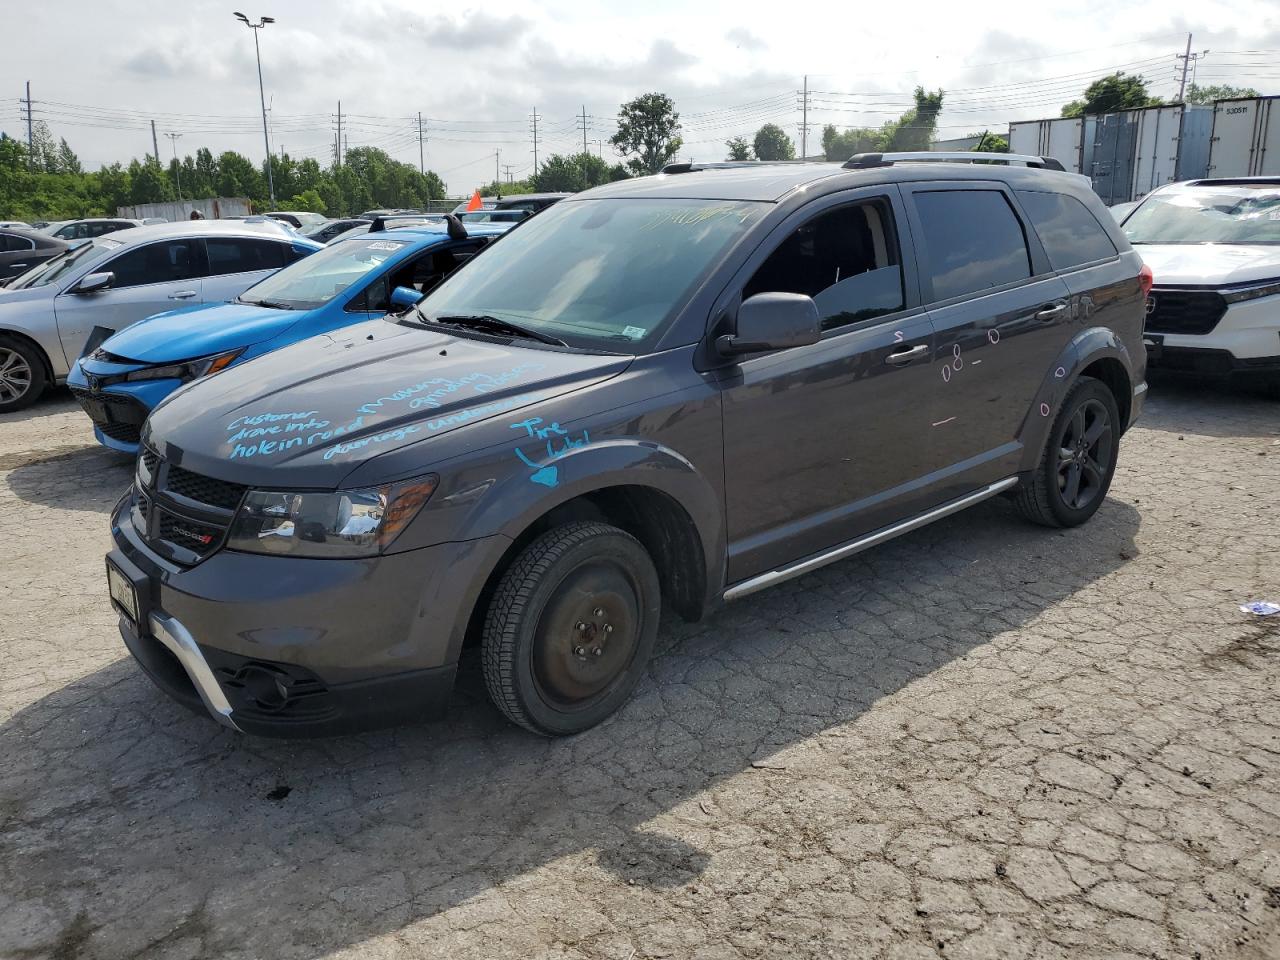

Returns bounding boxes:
[481,521,661,736]
[0,335,47,413]
[1014,376,1121,528]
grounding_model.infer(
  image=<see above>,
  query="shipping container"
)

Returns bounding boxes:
[1207,96,1280,176]
[1088,104,1212,205]
[1008,118,1084,173]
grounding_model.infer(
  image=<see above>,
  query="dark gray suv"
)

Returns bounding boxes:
[106,153,1150,738]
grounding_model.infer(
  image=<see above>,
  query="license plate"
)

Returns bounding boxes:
[106,561,138,624]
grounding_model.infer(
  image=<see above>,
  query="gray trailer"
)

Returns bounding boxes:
[1206,96,1280,177]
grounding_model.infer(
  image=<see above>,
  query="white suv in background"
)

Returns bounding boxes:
[1122,177,1280,387]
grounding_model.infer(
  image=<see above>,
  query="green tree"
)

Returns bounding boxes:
[529,152,627,192]
[1186,83,1259,104]
[97,163,132,215]
[752,124,795,161]
[725,136,754,161]
[821,124,881,161]
[287,189,326,213]
[881,87,945,151]
[611,92,683,176]
[970,131,1010,153]
[127,158,173,204]
[56,139,82,175]
[1061,72,1158,118]
[214,150,265,202]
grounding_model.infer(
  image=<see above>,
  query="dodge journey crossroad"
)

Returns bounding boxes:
[107,154,1150,737]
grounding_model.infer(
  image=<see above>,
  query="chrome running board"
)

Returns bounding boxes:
[723,476,1020,601]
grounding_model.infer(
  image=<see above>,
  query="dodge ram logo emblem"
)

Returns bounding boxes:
[1145,296,1156,316]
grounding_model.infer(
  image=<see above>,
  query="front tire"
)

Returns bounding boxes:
[0,336,47,413]
[481,521,661,736]
[1014,376,1121,528]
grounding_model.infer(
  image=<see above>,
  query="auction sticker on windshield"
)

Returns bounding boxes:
[367,241,407,251]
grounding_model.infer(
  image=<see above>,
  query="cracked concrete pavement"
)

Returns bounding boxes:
[1,376,1279,960]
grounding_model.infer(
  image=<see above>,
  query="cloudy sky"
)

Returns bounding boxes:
[5,0,1278,193]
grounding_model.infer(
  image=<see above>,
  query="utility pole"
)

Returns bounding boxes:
[151,120,160,166]
[800,74,809,159]
[494,149,500,190]
[336,100,342,167]
[530,107,541,174]
[503,164,515,183]
[21,81,33,169]
[579,105,589,156]
[417,111,425,175]
[166,132,184,201]
[1176,33,1193,102]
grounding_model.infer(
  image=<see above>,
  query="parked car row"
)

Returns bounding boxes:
[0,220,321,412]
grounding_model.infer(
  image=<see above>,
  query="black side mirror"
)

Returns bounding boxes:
[716,292,821,357]
[75,272,115,295]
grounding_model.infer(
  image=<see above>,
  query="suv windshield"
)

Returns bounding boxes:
[8,238,118,289]
[419,198,765,350]
[238,236,411,309]
[1124,185,1280,245]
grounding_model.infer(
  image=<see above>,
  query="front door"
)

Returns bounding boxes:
[53,238,203,359]
[901,184,1073,499]
[718,189,941,584]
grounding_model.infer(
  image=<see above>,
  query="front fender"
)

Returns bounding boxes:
[1016,325,1141,473]
[463,436,723,586]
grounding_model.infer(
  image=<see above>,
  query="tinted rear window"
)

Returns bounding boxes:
[206,237,288,276]
[914,190,1032,302]
[1017,191,1117,269]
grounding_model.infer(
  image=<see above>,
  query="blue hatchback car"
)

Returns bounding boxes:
[70,222,512,452]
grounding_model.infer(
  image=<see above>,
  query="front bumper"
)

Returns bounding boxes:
[109,494,510,737]
[68,363,182,454]
[1145,294,1280,365]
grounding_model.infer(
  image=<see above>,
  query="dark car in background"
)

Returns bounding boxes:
[0,228,68,283]
[108,153,1147,740]
[302,218,372,244]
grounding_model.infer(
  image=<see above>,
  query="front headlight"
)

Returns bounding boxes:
[124,349,243,383]
[225,476,438,558]
[1222,278,1280,304]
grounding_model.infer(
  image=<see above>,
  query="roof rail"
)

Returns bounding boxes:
[661,160,818,174]
[844,152,1066,172]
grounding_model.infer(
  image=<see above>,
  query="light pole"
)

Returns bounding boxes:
[233,11,276,206]
[165,132,183,202]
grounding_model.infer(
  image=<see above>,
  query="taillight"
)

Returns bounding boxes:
[1138,264,1153,298]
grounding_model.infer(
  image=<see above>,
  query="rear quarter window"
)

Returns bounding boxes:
[1016,191,1118,270]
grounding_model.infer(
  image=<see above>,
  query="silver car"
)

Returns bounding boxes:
[0,220,320,412]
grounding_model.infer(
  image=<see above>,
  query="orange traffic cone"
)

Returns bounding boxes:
[465,189,483,212]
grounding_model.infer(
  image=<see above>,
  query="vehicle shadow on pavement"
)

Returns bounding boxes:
[3,442,131,508]
[1143,372,1280,440]
[0,495,1141,959]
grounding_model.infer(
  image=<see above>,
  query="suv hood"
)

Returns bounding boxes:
[101,302,301,364]
[1135,243,1280,286]
[147,319,631,488]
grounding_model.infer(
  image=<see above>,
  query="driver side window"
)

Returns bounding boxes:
[744,198,905,331]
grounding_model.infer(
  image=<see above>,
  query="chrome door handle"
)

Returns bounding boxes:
[168,290,198,300]
[1035,303,1070,321]
[885,344,929,365]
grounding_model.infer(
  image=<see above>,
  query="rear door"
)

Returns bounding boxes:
[201,236,296,302]
[902,183,1072,499]
[52,238,204,358]
[0,232,37,279]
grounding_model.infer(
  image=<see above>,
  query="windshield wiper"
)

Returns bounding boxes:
[425,313,567,347]
[239,297,294,310]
